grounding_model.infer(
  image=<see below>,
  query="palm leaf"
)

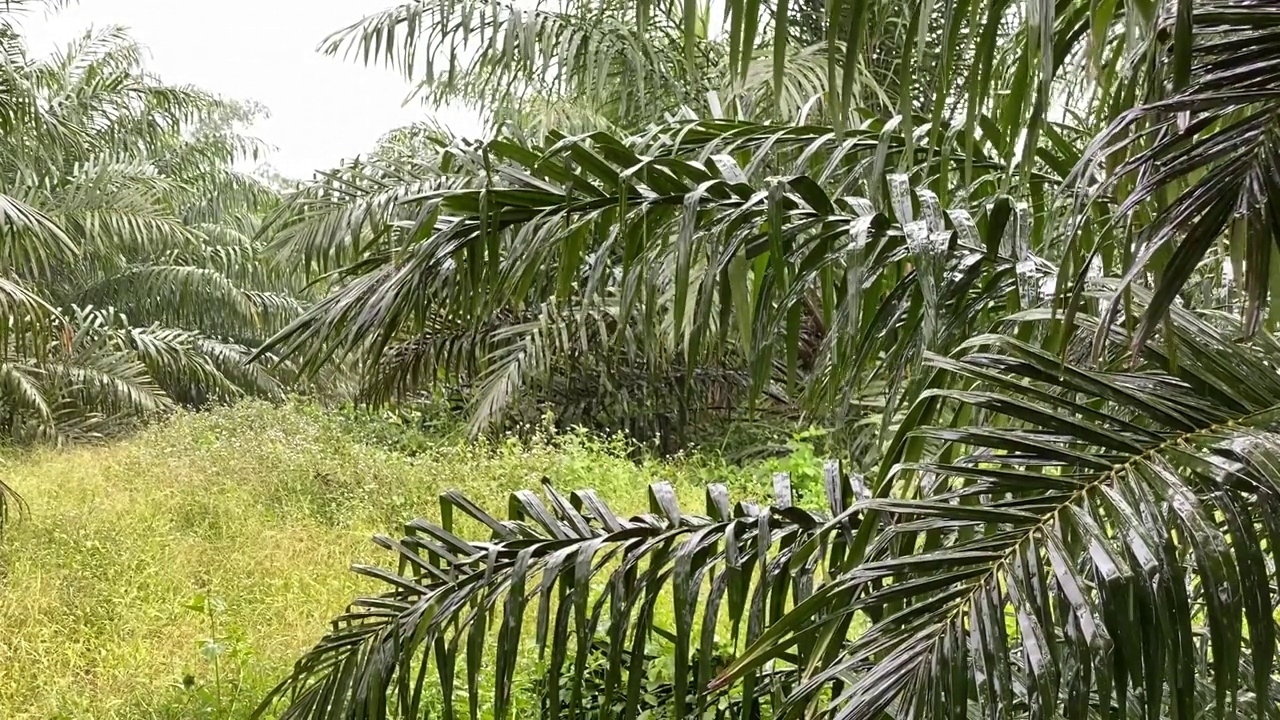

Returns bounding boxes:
[321,0,714,127]
[259,120,1032,444]
[0,473,23,534]
[1073,0,1280,347]
[255,468,867,720]
[716,288,1280,719]
[0,190,78,275]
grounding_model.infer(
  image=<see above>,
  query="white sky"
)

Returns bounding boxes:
[15,0,478,180]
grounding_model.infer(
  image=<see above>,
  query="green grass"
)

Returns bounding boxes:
[0,401,758,719]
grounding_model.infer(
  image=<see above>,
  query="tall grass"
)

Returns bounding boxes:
[0,401,756,719]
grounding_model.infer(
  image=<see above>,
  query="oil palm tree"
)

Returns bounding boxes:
[0,7,316,449]
[256,0,1280,716]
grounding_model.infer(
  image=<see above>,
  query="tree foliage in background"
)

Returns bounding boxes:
[258,0,1280,718]
[0,3,309,461]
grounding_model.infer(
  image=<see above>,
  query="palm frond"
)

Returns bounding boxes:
[261,145,484,276]
[321,0,713,127]
[256,468,866,720]
[719,287,1280,719]
[0,473,23,535]
[74,265,259,335]
[190,335,283,401]
[259,120,1032,442]
[0,191,78,275]
[0,359,53,427]
[1074,0,1280,346]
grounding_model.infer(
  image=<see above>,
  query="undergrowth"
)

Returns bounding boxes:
[0,400,801,719]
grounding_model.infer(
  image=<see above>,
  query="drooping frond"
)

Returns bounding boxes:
[0,190,78,276]
[260,120,1038,442]
[190,335,283,400]
[0,275,59,357]
[123,324,242,401]
[259,133,487,275]
[255,469,870,720]
[75,265,268,337]
[0,474,22,534]
[767,290,1280,714]
[0,360,53,427]
[41,355,170,418]
[1075,0,1280,346]
[52,306,171,416]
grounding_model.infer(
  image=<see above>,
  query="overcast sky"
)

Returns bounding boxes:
[15,0,477,179]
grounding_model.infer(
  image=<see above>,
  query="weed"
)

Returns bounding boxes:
[162,589,256,718]
[753,427,829,510]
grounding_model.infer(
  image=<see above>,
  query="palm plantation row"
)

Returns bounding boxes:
[1,9,311,446]
[6,0,1280,718]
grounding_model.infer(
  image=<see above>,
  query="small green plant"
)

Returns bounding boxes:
[179,589,249,719]
[754,427,827,509]
[333,399,467,456]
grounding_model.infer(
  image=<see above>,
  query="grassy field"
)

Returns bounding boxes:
[0,402,757,719]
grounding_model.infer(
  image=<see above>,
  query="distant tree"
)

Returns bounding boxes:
[0,8,309,454]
